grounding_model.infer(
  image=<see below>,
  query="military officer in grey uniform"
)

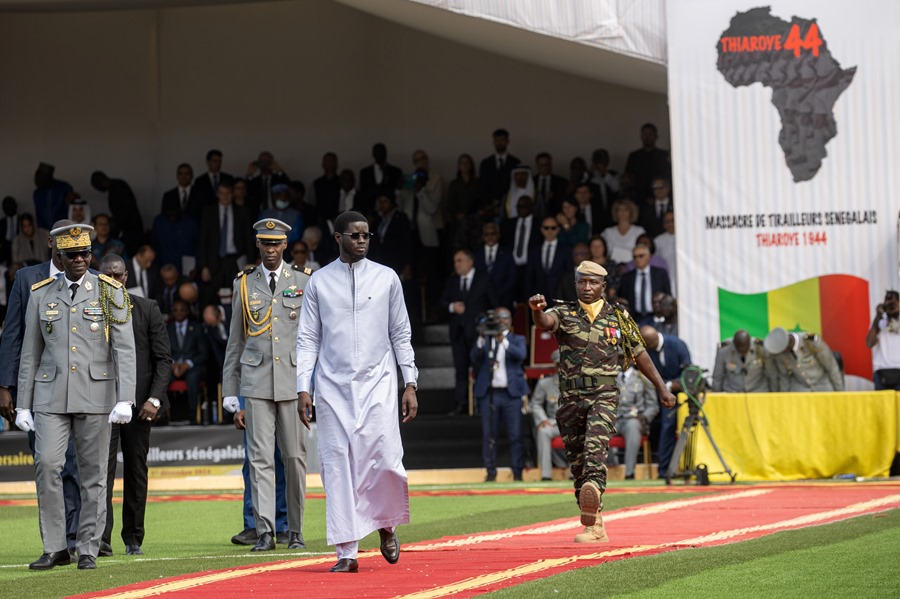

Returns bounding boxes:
[15,224,136,570]
[711,329,771,393]
[763,326,844,392]
[614,366,659,479]
[531,349,568,481]
[222,218,312,552]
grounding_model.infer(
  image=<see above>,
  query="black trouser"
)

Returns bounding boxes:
[104,408,152,547]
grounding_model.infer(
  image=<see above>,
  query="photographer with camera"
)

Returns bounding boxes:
[470,307,528,482]
[712,329,770,393]
[866,290,900,390]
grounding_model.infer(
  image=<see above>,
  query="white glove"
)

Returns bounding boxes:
[15,409,34,432]
[108,401,133,424]
[223,396,240,413]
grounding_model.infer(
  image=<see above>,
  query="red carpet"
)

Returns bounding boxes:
[66,483,900,599]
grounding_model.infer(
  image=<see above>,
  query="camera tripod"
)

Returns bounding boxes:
[665,366,737,485]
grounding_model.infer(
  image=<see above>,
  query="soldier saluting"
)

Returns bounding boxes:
[711,329,771,393]
[222,219,312,552]
[15,224,136,570]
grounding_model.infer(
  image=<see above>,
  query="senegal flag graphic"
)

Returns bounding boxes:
[718,275,872,380]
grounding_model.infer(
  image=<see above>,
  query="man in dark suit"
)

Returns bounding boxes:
[638,177,674,238]
[441,249,498,416]
[167,299,207,423]
[126,245,161,301]
[99,255,172,557]
[198,181,253,293]
[0,195,19,265]
[526,216,572,303]
[246,151,289,218]
[532,152,569,219]
[624,123,671,204]
[153,264,187,320]
[500,196,541,302]
[573,183,611,237]
[357,143,403,218]
[0,220,82,555]
[470,307,528,482]
[160,163,204,225]
[310,152,341,223]
[191,149,233,212]
[90,171,144,256]
[619,243,671,325]
[640,325,691,479]
[479,128,521,205]
[473,223,517,311]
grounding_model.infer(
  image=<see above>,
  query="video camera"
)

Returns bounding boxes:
[476,310,504,337]
[679,364,709,416]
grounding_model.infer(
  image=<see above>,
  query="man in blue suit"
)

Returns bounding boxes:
[639,325,692,478]
[473,223,517,311]
[470,307,528,482]
[0,219,82,555]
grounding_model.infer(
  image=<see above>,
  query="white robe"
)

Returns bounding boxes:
[295,258,418,545]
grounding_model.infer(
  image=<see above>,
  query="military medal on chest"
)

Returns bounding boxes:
[45,302,58,334]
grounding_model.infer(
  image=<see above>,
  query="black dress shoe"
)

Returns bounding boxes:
[513,472,523,481]
[98,541,113,557]
[251,532,275,552]
[77,555,97,570]
[288,532,305,549]
[125,545,143,556]
[378,528,400,564]
[329,558,358,573]
[29,550,71,570]
[624,473,635,480]
[231,528,258,545]
[275,531,289,545]
[485,472,497,482]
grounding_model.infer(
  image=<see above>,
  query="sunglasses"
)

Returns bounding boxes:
[292,249,308,254]
[62,250,92,260]
[341,232,374,240]
[542,226,558,231]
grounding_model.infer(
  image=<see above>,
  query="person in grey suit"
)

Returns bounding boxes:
[614,367,660,479]
[222,218,311,552]
[100,255,172,557]
[531,349,568,481]
[763,327,843,392]
[15,224,136,571]
[712,330,771,393]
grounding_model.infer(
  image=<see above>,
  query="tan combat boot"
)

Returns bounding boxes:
[574,514,609,543]
[578,481,601,526]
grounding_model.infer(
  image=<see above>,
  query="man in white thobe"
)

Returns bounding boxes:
[296,210,418,573]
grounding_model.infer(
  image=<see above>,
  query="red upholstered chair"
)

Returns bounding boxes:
[608,434,651,466]
[530,326,559,366]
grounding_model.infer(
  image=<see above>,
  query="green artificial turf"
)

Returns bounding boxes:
[487,508,900,598]
[0,483,897,599]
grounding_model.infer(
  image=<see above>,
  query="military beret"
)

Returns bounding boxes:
[575,260,608,277]
[764,327,789,354]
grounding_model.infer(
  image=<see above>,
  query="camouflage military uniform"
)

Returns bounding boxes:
[545,300,645,509]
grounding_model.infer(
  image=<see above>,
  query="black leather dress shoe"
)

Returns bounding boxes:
[231,528,258,545]
[251,532,275,552]
[275,531,289,545]
[125,545,144,556]
[378,528,400,564]
[329,558,358,573]
[288,532,305,549]
[485,472,497,482]
[29,551,72,570]
[98,541,113,557]
[77,555,97,570]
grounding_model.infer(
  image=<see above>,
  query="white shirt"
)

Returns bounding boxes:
[339,189,356,214]
[261,261,282,289]
[450,268,475,312]
[219,203,237,255]
[512,215,533,266]
[654,231,677,297]
[373,164,384,185]
[49,262,62,278]
[178,185,192,207]
[484,243,498,266]
[476,331,510,388]
[602,224,646,264]
[872,316,900,370]
[130,256,148,297]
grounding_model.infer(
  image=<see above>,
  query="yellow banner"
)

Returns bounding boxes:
[676,391,900,481]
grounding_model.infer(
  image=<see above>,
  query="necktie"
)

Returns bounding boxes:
[658,202,664,220]
[142,269,148,296]
[487,247,495,271]
[515,219,526,258]
[269,272,277,294]
[498,156,504,171]
[460,276,468,294]
[213,173,219,190]
[69,282,79,300]
[181,189,188,209]
[638,271,646,313]
[219,207,229,256]
[541,177,548,201]
[543,243,551,272]
[177,324,185,348]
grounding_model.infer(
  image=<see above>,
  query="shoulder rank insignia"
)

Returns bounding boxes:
[235,265,257,279]
[291,264,313,276]
[31,276,55,292]
[98,273,123,288]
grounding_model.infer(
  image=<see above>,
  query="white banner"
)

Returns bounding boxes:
[668,0,900,388]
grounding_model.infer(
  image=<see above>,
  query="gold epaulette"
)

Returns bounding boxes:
[291,264,313,276]
[719,339,732,348]
[98,273,123,288]
[235,265,257,279]
[31,276,55,292]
